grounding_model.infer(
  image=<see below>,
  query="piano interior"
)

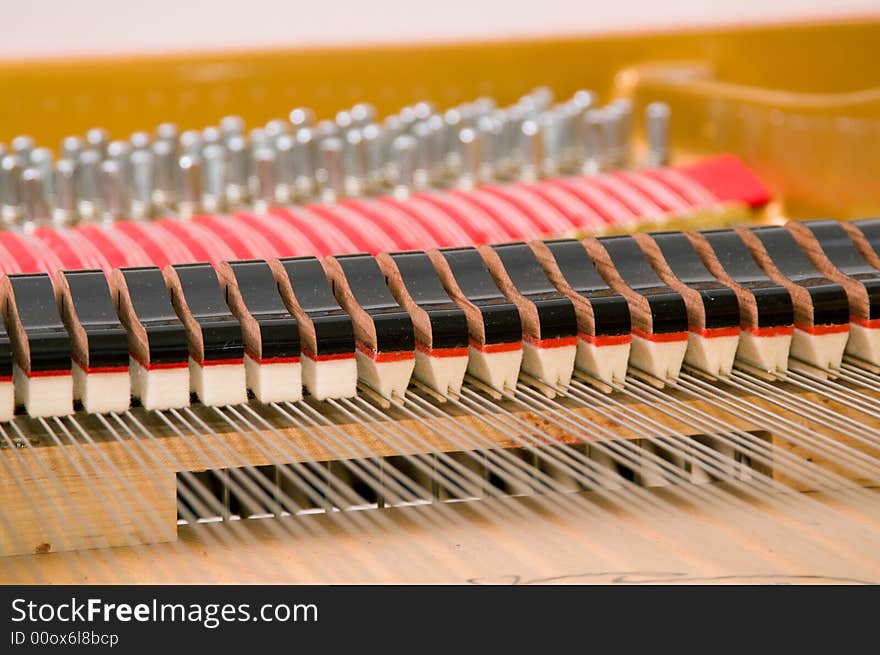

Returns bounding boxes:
[1,18,880,585]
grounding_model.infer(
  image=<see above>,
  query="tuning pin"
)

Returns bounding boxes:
[473,97,497,118]
[291,128,316,200]
[476,115,502,182]
[611,99,632,167]
[391,134,417,200]
[398,105,418,133]
[202,126,223,149]
[253,147,277,212]
[98,159,129,225]
[129,149,154,220]
[383,114,405,178]
[202,144,227,213]
[12,135,35,163]
[520,119,546,182]
[20,168,49,232]
[265,119,289,140]
[180,130,203,157]
[289,107,315,130]
[318,137,344,203]
[86,128,109,157]
[274,134,296,204]
[601,104,625,170]
[220,115,245,141]
[571,89,597,113]
[107,140,132,187]
[130,131,152,152]
[351,103,377,127]
[225,135,251,207]
[581,108,605,174]
[361,123,386,193]
[544,109,567,175]
[555,103,583,171]
[155,122,179,147]
[425,114,448,186]
[645,102,670,167]
[531,86,555,110]
[456,127,480,190]
[411,121,432,192]
[443,109,464,175]
[151,140,176,213]
[29,148,54,199]
[76,150,101,221]
[343,128,367,197]
[52,159,78,227]
[503,104,526,173]
[176,155,202,219]
[335,110,354,132]
[412,101,437,123]
[61,136,84,162]
[0,155,23,226]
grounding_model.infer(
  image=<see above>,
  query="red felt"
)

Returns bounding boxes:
[676,154,770,208]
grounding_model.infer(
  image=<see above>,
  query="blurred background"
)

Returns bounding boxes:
[2,0,878,58]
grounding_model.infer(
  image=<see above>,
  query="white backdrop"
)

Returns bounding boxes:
[1,0,879,59]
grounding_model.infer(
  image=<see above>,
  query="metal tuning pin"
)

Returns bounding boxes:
[391,134,417,199]
[293,127,316,200]
[274,134,296,204]
[413,101,437,123]
[0,154,23,226]
[86,128,109,157]
[335,110,354,132]
[520,119,545,182]
[361,123,386,194]
[150,139,176,214]
[581,108,605,174]
[318,137,344,203]
[225,134,251,207]
[289,107,315,130]
[76,149,101,222]
[12,135,35,162]
[398,105,418,133]
[442,108,464,175]
[202,126,223,149]
[343,128,367,197]
[106,140,132,189]
[645,101,671,168]
[155,122,179,148]
[503,103,526,174]
[350,102,377,128]
[425,114,447,186]
[52,158,78,227]
[130,131,152,152]
[28,147,54,196]
[21,168,49,232]
[476,114,500,183]
[601,104,623,170]
[175,154,202,219]
[456,127,479,190]
[253,146,277,213]
[411,121,432,192]
[265,119,289,141]
[179,130,203,157]
[611,98,633,168]
[220,115,245,141]
[130,148,155,220]
[61,136,84,162]
[201,143,227,214]
[98,159,129,225]
[571,89,597,114]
